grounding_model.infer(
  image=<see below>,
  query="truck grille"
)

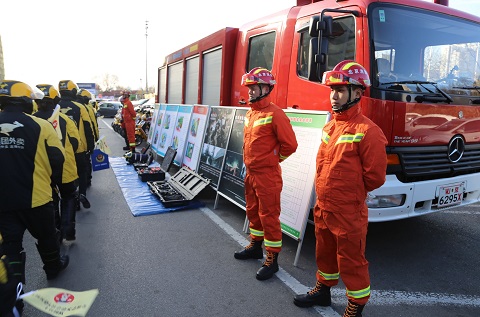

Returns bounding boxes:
[390,144,480,183]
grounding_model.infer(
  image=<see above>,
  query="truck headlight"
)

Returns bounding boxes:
[367,194,405,208]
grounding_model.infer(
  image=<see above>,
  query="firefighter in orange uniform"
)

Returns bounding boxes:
[120,90,137,152]
[293,61,387,317]
[234,67,298,280]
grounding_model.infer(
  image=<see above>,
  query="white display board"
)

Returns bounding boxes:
[147,104,160,145]
[151,104,167,154]
[182,105,210,171]
[156,105,179,157]
[170,105,193,166]
[280,110,330,240]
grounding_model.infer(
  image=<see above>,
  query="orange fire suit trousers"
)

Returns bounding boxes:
[245,165,283,253]
[314,205,371,305]
[124,120,136,148]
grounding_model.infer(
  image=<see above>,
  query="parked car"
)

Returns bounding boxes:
[411,118,480,145]
[405,113,456,135]
[97,101,122,118]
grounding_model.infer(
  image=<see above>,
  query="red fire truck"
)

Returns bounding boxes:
[157,0,480,221]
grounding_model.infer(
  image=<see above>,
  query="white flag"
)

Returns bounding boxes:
[21,287,99,317]
[48,104,63,140]
[96,135,111,154]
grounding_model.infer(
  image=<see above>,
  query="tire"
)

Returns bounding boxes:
[135,134,143,146]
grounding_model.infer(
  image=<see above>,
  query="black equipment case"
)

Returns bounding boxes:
[147,167,210,207]
[136,146,177,182]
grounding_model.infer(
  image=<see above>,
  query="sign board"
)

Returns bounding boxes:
[217,108,248,207]
[147,104,160,144]
[151,104,167,154]
[170,105,193,166]
[156,105,179,157]
[197,106,235,189]
[279,110,329,240]
[77,83,97,96]
[182,105,210,171]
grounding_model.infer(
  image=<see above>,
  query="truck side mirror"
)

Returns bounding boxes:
[307,15,332,81]
[309,16,320,37]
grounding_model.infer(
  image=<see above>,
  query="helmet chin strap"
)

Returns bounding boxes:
[249,84,271,103]
[332,86,360,113]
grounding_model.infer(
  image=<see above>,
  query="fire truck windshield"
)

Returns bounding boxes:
[369,3,480,98]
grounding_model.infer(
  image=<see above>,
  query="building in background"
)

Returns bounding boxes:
[0,35,4,81]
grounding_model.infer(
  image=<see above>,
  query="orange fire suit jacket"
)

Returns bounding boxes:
[243,99,297,172]
[315,104,387,214]
[121,98,136,125]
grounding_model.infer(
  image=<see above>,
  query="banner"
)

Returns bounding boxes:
[91,148,109,171]
[151,104,167,154]
[197,106,235,189]
[156,105,179,157]
[170,105,193,166]
[217,108,248,207]
[279,110,329,239]
[182,105,210,171]
[21,287,99,317]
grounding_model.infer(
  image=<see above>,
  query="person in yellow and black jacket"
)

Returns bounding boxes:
[76,89,99,187]
[0,81,70,314]
[34,84,80,245]
[58,80,94,210]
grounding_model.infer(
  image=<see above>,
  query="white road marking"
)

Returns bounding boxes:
[200,205,480,316]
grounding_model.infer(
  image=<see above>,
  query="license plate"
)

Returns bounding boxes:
[437,183,464,207]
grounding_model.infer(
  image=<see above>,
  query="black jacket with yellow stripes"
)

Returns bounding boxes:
[0,107,65,211]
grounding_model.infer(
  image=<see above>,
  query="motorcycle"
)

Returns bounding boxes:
[135,113,151,146]
[111,109,123,135]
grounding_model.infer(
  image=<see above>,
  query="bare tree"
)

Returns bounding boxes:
[98,73,119,92]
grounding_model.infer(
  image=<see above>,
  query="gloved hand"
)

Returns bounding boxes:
[0,255,18,316]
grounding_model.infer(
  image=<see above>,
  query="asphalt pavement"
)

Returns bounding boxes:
[20,118,480,317]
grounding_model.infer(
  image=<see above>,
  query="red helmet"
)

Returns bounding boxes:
[121,90,131,98]
[241,67,276,86]
[322,60,371,89]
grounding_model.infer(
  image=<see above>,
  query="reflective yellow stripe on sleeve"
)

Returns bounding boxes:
[253,116,273,127]
[335,133,364,144]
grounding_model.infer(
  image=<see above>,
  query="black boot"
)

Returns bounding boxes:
[61,197,77,242]
[36,244,69,280]
[234,240,263,260]
[256,251,279,280]
[343,300,365,317]
[79,194,91,209]
[74,192,80,211]
[294,281,331,307]
[7,251,26,316]
[123,146,130,150]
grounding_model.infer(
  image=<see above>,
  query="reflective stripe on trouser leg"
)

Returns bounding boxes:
[245,166,283,253]
[245,174,264,242]
[315,206,370,305]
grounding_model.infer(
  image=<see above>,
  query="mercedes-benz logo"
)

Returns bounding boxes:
[447,136,465,163]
